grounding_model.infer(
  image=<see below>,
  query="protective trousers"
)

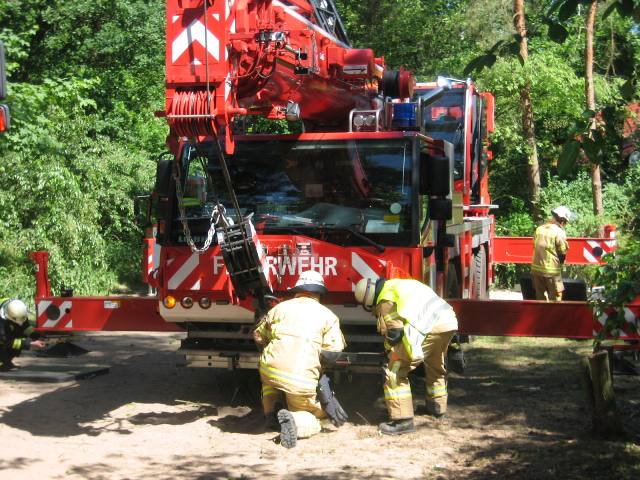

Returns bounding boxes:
[0,349,16,370]
[532,273,564,301]
[261,384,324,438]
[0,342,22,370]
[383,330,457,420]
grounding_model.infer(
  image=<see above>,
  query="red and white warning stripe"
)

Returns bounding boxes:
[350,252,386,291]
[593,307,639,339]
[167,252,202,291]
[583,239,616,264]
[37,300,73,329]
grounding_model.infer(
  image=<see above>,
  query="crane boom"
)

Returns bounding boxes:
[165,0,413,152]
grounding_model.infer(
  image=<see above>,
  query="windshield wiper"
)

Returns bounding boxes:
[323,224,385,253]
[260,224,313,236]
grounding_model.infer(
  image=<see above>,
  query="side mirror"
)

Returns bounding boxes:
[153,159,173,227]
[420,154,451,196]
[134,195,152,227]
[429,198,452,221]
[155,160,173,197]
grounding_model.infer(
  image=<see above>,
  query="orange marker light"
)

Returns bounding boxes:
[163,295,177,309]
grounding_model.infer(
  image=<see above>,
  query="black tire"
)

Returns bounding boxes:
[472,245,488,300]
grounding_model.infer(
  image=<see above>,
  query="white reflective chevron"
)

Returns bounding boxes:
[168,253,200,290]
[583,248,598,264]
[351,252,379,283]
[42,301,72,328]
[172,19,220,63]
[37,300,52,318]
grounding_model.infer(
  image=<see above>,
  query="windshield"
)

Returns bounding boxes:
[173,138,415,247]
[415,89,465,179]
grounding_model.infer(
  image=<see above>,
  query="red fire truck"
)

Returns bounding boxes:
[31,0,639,369]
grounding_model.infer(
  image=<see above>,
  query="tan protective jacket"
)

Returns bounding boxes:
[253,295,345,395]
[375,279,458,361]
[531,221,568,276]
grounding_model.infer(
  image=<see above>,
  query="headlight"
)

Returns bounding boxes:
[199,297,211,309]
[163,295,177,309]
[353,114,365,128]
[364,114,377,127]
[181,296,194,309]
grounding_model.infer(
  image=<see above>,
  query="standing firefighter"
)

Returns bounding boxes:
[354,278,458,435]
[253,270,348,448]
[0,298,45,370]
[531,206,571,301]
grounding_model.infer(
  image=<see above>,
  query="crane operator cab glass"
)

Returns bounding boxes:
[415,88,465,181]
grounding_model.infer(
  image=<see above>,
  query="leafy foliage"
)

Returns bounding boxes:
[0,0,639,300]
[591,238,640,339]
[0,0,165,303]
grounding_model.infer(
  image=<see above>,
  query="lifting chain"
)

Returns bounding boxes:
[173,151,232,254]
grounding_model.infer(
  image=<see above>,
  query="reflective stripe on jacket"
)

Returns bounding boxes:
[376,279,458,361]
[253,296,345,395]
[531,222,568,276]
[0,298,9,320]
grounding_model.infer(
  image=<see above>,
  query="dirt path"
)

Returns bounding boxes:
[1,331,639,479]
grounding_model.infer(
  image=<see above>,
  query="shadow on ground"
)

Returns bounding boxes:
[0,341,263,437]
[2,335,639,478]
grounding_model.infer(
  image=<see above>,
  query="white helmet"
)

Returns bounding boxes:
[2,299,28,325]
[551,206,573,222]
[354,278,379,310]
[289,270,327,296]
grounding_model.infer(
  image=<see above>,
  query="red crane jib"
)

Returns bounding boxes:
[165,0,411,145]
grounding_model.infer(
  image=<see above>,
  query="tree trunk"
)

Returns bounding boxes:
[580,350,623,436]
[585,1,604,234]
[514,0,541,220]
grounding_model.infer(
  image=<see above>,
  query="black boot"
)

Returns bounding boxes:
[424,400,446,418]
[378,418,415,435]
[277,409,298,448]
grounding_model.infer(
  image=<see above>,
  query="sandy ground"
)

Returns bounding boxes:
[1,291,639,479]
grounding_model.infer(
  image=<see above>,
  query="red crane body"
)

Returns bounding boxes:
[30,1,639,369]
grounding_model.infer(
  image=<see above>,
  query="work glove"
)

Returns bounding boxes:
[317,374,349,427]
[447,343,466,374]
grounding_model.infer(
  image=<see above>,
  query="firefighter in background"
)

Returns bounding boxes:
[354,277,458,435]
[0,298,45,370]
[531,206,572,301]
[253,270,348,448]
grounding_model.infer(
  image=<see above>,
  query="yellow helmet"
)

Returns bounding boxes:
[354,278,379,310]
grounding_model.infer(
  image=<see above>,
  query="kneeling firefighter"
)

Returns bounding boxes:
[1,298,45,370]
[354,278,458,435]
[253,270,348,448]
